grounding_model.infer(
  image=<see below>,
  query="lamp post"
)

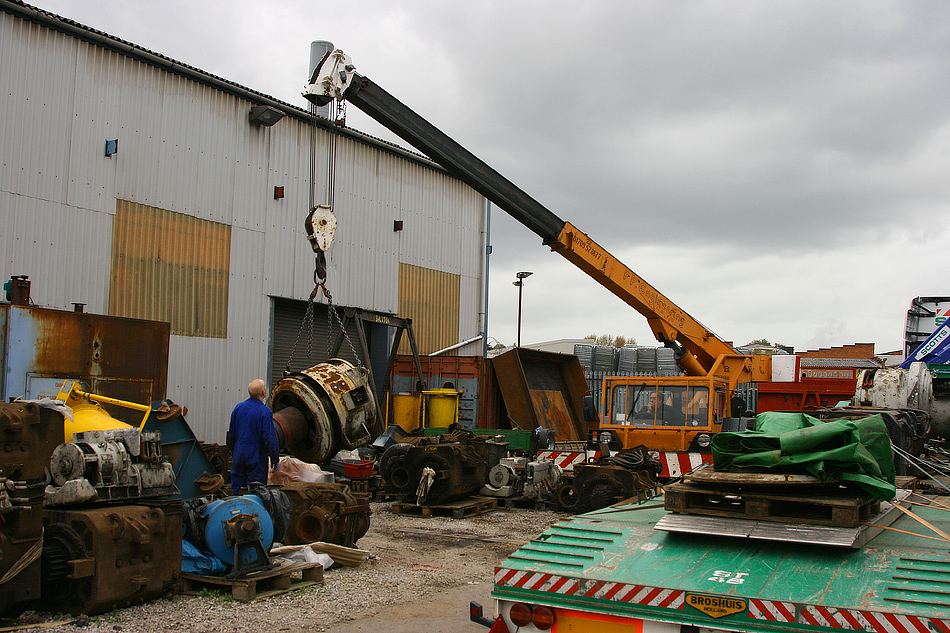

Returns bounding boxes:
[513,271,533,347]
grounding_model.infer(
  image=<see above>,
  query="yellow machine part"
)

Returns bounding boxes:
[56,381,147,443]
[64,402,134,442]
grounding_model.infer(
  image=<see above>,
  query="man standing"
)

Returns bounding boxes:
[227,379,279,494]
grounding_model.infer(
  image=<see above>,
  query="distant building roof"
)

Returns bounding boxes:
[799,358,882,369]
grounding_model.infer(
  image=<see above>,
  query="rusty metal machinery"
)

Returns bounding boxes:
[381,439,502,505]
[0,401,65,616]
[276,481,370,548]
[46,428,178,506]
[40,500,182,615]
[271,359,379,465]
[481,457,563,504]
[555,447,661,514]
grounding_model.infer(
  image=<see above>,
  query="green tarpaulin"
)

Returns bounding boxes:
[711,412,896,500]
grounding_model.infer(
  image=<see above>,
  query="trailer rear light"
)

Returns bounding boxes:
[531,605,555,630]
[509,603,532,627]
[507,602,557,630]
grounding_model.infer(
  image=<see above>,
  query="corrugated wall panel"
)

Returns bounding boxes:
[68,43,124,214]
[1,191,113,312]
[166,334,232,443]
[110,201,231,337]
[0,16,76,205]
[114,60,173,208]
[167,225,268,443]
[398,263,460,354]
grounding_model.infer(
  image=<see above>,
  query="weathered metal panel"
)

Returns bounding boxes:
[398,263,460,355]
[110,201,231,338]
[0,304,169,426]
[489,347,590,441]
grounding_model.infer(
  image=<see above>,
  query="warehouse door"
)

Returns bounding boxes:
[269,298,367,390]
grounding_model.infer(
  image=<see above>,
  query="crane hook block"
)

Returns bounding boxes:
[305,205,337,253]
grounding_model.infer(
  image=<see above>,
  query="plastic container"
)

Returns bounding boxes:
[330,458,374,479]
[424,388,460,428]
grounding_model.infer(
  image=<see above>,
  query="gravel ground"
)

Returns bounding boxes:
[15,501,564,633]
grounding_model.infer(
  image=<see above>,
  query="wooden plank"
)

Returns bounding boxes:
[687,469,825,486]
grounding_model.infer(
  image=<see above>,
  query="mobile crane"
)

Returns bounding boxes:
[304,49,771,475]
[305,48,950,633]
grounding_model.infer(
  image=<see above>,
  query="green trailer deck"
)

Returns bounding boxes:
[491,493,950,633]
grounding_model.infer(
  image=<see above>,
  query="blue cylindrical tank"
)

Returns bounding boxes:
[200,495,274,568]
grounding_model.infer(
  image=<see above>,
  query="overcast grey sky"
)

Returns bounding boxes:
[37,0,948,354]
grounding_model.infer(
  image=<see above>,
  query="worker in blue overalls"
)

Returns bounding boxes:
[227,379,280,494]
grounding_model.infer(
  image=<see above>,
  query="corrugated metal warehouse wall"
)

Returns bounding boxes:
[0,4,488,442]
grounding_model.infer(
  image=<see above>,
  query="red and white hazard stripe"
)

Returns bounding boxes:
[496,568,950,633]
[494,568,683,608]
[536,450,593,472]
[802,605,950,633]
[659,452,712,478]
[749,599,796,623]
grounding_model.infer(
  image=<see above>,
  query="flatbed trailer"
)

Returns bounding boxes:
[479,493,950,633]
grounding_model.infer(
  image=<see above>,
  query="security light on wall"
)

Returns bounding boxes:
[248,105,285,127]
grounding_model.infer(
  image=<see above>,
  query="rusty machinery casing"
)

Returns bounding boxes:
[382,440,500,505]
[0,402,65,616]
[556,447,661,514]
[271,359,379,465]
[276,481,370,548]
[41,500,182,615]
[46,428,178,506]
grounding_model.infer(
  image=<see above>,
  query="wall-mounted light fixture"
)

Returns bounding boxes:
[394,220,404,232]
[248,105,285,127]
[104,139,118,157]
[274,186,285,200]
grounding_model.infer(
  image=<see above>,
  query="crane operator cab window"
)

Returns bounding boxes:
[611,384,710,428]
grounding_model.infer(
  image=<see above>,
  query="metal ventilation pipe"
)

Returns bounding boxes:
[308,40,334,118]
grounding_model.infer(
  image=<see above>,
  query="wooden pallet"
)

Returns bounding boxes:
[497,495,554,511]
[180,560,323,602]
[664,481,880,528]
[391,496,498,518]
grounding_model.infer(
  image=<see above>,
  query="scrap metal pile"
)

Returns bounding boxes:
[373,426,661,513]
[0,377,375,619]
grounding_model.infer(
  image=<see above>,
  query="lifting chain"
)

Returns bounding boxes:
[286,96,360,374]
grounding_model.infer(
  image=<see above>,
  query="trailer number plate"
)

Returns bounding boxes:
[684,594,748,619]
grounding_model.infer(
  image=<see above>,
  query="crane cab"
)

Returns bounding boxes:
[592,375,755,477]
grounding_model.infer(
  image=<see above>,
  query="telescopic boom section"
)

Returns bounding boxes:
[304,50,765,383]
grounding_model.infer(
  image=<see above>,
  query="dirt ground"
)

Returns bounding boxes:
[11,500,564,633]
